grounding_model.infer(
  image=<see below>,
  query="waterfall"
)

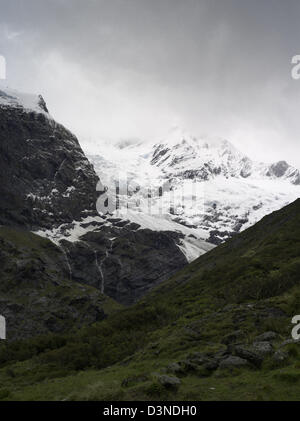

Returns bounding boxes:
[83,239,115,295]
[60,245,72,280]
[94,250,105,294]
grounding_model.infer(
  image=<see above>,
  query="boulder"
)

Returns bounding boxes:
[252,341,273,356]
[158,375,181,388]
[234,345,263,368]
[219,356,248,369]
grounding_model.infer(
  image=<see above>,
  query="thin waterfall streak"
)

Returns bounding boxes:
[94,250,105,294]
[60,245,72,280]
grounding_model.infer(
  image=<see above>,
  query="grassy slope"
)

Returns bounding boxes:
[0,227,121,340]
[0,200,299,400]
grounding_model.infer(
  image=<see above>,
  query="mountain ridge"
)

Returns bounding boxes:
[89,128,300,245]
[149,127,300,184]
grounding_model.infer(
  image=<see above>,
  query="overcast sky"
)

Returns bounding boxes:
[1,0,300,167]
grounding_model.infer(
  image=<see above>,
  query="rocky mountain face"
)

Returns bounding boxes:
[61,224,187,305]
[0,226,120,341]
[0,89,98,230]
[88,128,300,245]
[0,88,191,339]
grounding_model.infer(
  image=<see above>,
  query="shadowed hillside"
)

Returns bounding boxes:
[0,199,299,400]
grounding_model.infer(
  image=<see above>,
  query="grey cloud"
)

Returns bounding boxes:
[0,0,300,167]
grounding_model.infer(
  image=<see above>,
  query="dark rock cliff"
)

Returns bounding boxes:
[62,225,187,305]
[0,227,120,341]
[0,89,188,339]
[0,102,98,230]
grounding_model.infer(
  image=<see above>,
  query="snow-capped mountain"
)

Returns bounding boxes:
[0,87,50,115]
[88,127,300,245]
[1,84,298,312]
[150,127,300,184]
[1,87,208,305]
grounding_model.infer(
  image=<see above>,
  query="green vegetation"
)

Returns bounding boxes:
[0,227,121,340]
[0,199,300,401]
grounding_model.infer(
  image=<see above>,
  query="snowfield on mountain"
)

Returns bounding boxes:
[88,127,300,245]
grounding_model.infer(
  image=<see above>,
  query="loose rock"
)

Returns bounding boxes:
[219,356,248,369]
[158,375,181,388]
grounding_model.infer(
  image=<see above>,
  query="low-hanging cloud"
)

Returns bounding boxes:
[0,0,300,167]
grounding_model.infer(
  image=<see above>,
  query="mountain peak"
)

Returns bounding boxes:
[151,129,248,177]
[156,127,239,156]
[0,86,50,116]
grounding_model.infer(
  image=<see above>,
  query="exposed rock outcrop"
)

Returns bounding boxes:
[0,95,98,230]
[0,227,118,341]
[0,88,189,339]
